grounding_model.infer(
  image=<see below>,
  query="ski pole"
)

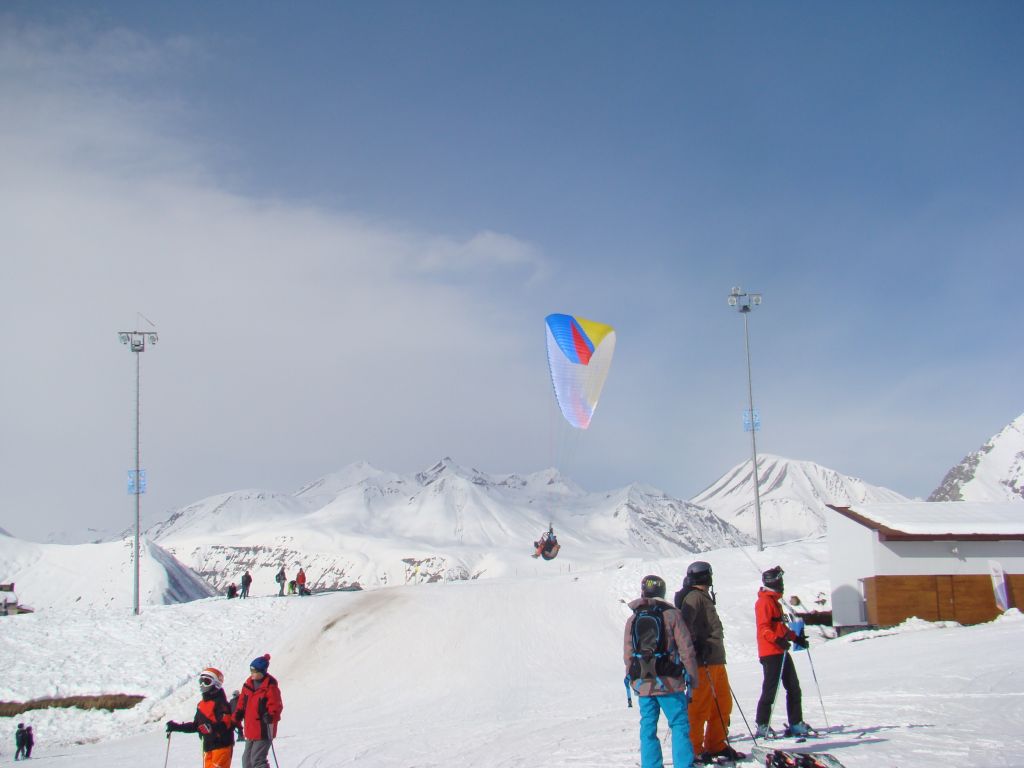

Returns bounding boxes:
[163,732,172,768]
[269,738,281,768]
[728,681,756,744]
[623,675,633,708]
[803,643,830,730]
[704,666,735,749]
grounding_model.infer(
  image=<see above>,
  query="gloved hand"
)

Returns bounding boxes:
[198,724,212,735]
[796,632,810,648]
[166,721,181,733]
[774,637,791,651]
[262,714,273,728]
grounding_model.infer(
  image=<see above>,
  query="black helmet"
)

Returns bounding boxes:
[762,566,785,591]
[686,561,713,586]
[641,574,666,599]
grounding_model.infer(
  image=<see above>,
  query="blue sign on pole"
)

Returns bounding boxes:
[743,409,761,432]
[127,470,147,494]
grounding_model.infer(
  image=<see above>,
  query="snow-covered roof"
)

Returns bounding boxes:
[829,501,1024,538]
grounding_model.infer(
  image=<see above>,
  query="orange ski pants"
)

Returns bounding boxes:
[689,664,733,755]
[204,746,233,768]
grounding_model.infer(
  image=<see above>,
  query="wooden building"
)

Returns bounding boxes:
[825,502,1024,633]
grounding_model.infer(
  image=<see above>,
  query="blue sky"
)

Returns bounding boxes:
[1,2,1022,540]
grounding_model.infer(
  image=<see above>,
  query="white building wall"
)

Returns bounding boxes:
[873,539,1024,574]
[826,508,878,628]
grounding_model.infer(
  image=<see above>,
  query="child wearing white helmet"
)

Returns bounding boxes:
[166,667,235,768]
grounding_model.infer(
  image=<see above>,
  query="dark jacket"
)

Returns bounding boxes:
[234,674,283,741]
[170,688,235,752]
[676,586,727,666]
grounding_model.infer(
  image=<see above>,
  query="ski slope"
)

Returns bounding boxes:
[1,539,1022,767]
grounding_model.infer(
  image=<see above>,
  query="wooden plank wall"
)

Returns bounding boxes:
[864,574,1023,626]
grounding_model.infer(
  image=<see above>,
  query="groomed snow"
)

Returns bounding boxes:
[2,539,1022,767]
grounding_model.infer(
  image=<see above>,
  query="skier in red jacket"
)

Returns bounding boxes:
[754,567,811,738]
[233,654,283,768]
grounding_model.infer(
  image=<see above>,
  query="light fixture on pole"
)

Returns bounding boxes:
[118,327,158,615]
[727,286,764,552]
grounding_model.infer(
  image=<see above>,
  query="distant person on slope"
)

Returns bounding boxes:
[14,723,26,760]
[675,561,743,764]
[240,571,252,599]
[22,726,33,758]
[625,574,699,768]
[228,690,244,741]
[234,654,283,768]
[166,667,235,768]
[275,567,286,597]
[754,566,811,738]
[296,568,308,596]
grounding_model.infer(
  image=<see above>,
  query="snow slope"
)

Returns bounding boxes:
[692,454,910,543]
[0,535,214,611]
[930,412,1024,502]
[1,538,1021,768]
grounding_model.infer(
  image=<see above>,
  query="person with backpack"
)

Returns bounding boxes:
[234,654,283,768]
[240,571,252,599]
[22,726,33,758]
[675,561,743,764]
[296,568,309,596]
[275,567,286,597]
[624,574,699,768]
[166,667,235,768]
[754,566,811,738]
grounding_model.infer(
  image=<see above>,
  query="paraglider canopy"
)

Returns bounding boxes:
[532,525,561,560]
[545,314,616,429]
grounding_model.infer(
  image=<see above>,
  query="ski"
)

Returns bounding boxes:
[750,745,846,768]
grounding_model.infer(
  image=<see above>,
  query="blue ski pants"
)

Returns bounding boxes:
[638,692,694,768]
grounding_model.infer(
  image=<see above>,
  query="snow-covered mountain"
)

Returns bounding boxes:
[0,534,214,611]
[691,453,910,542]
[149,457,748,594]
[929,412,1024,502]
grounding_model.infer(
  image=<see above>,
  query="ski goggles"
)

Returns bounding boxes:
[199,675,217,687]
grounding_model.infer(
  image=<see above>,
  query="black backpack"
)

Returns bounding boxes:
[628,602,684,684]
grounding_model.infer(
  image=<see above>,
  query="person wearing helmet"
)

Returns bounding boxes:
[754,567,811,738]
[165,667,235,768]
[624,574,699,768]
[675,562,743,764]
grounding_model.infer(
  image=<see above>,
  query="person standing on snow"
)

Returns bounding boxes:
[23,727,33,758]
[275,567,287,597]
[754,566,811,738]
[675,561,743,764]
[296,567,308,595]
[625,574,699,768]
[234,654,283,768]
[165,667,235,768]
[14,723,26,760]
[240,570,253,599]
[228,690,244,741]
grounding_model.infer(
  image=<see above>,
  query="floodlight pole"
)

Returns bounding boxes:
[118,329,158,615]
[728,287,764,552]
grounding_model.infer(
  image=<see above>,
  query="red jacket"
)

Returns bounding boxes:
[755,588,798,659]
[234,674,283,741]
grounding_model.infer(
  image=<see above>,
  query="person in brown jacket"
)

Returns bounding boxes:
[624,574,699,768]
[675,561,743,764]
